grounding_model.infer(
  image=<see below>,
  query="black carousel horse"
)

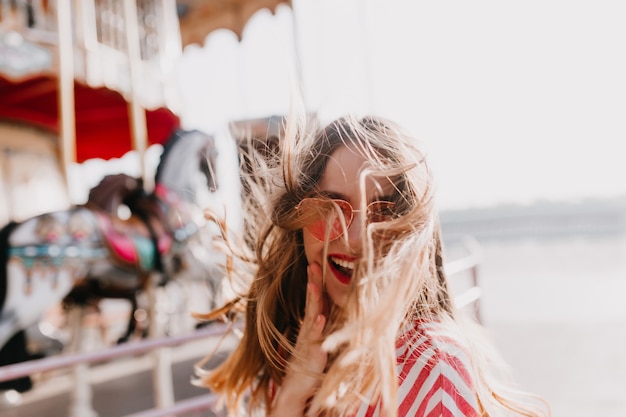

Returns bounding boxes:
[0,128,219,392]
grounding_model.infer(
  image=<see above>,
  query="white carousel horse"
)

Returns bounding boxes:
[0,128,222,393]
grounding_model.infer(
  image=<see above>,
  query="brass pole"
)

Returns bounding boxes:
[123,0,150,191]
[56,0,76,193]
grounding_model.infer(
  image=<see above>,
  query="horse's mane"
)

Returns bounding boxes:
[154,128,185,185]
[87,174,141,213]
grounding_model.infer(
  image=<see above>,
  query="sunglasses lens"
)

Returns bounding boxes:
[367,201,396,223]
[297,198,352,241]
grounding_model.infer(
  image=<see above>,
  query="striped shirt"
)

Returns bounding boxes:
[354,320,480,417]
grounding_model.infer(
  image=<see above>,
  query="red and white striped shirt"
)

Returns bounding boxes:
[354,319,480,417]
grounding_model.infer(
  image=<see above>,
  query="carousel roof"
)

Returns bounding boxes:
[0,0,291,162]
[177,0,291,46]
[0,74,180,163]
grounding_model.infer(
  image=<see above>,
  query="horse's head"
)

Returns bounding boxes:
[154,129,219,206]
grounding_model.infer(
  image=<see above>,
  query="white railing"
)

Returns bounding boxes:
[0,323,231,417]
[0,323,229,382]
[447,235,483,323]
[0,239,483,417]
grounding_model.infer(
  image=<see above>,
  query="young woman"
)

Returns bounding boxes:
[196,115,550,417]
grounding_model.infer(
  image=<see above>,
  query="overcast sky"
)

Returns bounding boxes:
[177,0,625,211]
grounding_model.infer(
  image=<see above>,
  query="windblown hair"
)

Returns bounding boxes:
[197,113,549,417]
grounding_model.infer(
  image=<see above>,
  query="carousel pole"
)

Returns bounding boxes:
[123,0,150,192]
[56,0,77,192]
[58,3,98,416]
[122,0,175,411]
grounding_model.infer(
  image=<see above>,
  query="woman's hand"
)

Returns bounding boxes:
[270,262,328,416]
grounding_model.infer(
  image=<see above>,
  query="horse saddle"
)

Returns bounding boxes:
[95,212,172,272]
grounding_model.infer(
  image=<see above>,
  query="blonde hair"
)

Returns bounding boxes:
[197,113,550,417]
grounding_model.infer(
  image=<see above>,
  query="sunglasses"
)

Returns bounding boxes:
[295,197,396,241]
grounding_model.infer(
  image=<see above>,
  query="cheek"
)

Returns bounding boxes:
[302,229,324,264]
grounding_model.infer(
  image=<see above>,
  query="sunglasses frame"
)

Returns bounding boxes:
[295,197,396,242]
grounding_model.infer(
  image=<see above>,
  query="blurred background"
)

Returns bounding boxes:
[1,1,625,416]
[178,3,626,415]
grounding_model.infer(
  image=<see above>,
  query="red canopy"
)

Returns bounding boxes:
[0,74,180,162]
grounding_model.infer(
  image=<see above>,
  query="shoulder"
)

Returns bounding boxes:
[395,319,481,417]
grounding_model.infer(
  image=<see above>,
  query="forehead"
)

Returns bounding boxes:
[317,145,394,200]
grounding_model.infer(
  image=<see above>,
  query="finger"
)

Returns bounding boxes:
[305,266,324,325]
[307,262,329,317]
[307,261,323,289]
[304,282,323,329]
[298,284,327,362]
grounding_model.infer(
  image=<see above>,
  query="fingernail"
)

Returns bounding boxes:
[316,314,324,324]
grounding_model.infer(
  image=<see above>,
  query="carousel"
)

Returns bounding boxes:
[0,0,291,219]
[0,0,290,415]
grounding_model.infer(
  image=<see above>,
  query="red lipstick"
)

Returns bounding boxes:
[327,253,356,285]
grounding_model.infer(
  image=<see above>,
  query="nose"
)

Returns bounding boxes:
[345,211,363,251]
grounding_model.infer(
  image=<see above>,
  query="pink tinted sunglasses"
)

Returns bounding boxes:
[295,197,396,241]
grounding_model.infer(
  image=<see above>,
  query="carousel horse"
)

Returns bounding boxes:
[64,173,159,345]
[0,128,220,392]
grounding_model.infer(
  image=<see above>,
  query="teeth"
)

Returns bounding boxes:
[331,256,355,270]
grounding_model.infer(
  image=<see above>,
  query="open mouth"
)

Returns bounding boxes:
[328,255,355,285]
